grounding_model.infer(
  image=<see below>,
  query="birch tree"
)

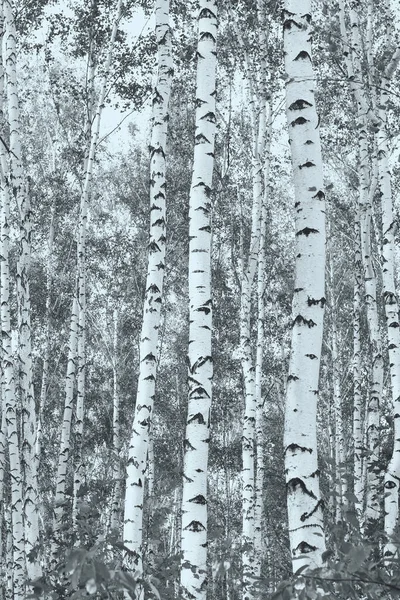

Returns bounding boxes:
[123,0,172,585]
[376,47,400,559]
[282,0,327,571]
[180,2,217,599]
[71,0,123,528]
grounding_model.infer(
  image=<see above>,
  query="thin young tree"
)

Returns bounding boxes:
[180,2,217,599]
[282,0,327,570]
[123,0,173,584]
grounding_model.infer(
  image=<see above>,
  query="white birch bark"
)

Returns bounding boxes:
[111,308,121,532]
[36,199,56,472]
[3,0,41,579]
[123,0,172,586]
[328,250,347,522]
[283,1,327,571]
[180,2,217,599]
[72,0,122,529]
[0,4,25,594]
[231,25,265,599]
[0,409,6,589]
[339,0,383,533]
[51,298,78,565]
[353,210,364,524]
[377,48,400,559]
[254,100,271,586]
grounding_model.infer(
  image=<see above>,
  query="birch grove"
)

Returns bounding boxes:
[1,1,400,599]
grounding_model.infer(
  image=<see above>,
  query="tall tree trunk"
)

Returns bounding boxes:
[51,298,79,566]
[180,2,217,599]
[111,308,121,532]
[36,198,56,474]
[0,3,26,595]
[339,0,383,535]
[353,209,364,525]
[282,1,327,571]
[123,0,172,588]
[71,0,122,530]
[253,99,271,585]
[3,0,41,580]
[377,48,400,559]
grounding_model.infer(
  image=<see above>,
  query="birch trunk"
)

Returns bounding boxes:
[3,0,41,579]
[36,198,55,471]
[254,100,271,586]
[111,309,121,532]
[51,298,79,566]
[353,210,364,524]
[339,0,382,534]
[123,0,172,585]
[71,0,122,529]
[377,48,400,559]
[283,1,327,571]
[0,4,25,594]
[180,2,217,599]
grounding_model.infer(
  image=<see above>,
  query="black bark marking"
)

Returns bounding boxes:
[302,13,312,23]
[306,354,317,359]
[144,374,155,381]
[189,386,211,399]
[142,353,157,363]
[291,116,309,126]
[147,283,160,294]
[289,99,312,111]
[295,541,317,554]
[197,305,211,315]
[150,204,162,212]
[285,444,312,454]
[294,287,304,292]
[389,343,398,350]
[287,477,317,499]
[187,412,206,425]
[199,32,216,43]
[384,480,397,489]
[310,469,320,478]
[287,374,299,381]
[199,225,211,233]
[294,51,311,61]
[191,355,213,372]
[390,322,400,328]
[200,111,216,123]
[153,218,165,227]
[199,7,217,19]
[184,439,195,451]
[296,227,319,236]
[307,296,326,307]
[148,240,161,253]
[283,19,302,31]
[189,494,207,505]
[312,190,325,200]
[195,133,210,144]
[299,161,316,169]
[153,192,165,202]
[184,520,206,532]
[293,315,317,328]
[300,499,324,522]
